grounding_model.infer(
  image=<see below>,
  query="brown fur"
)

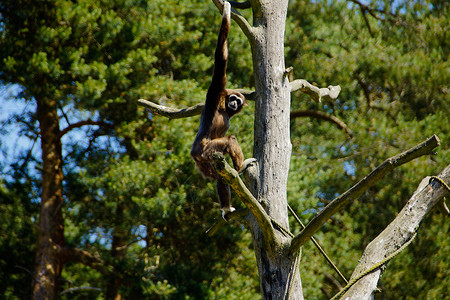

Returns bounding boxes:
[190,3,248,215]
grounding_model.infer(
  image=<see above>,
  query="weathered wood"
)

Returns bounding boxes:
[291,135,440,252]
[337,164,450,299]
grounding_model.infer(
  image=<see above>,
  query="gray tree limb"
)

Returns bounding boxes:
[212,152,276,243]
[335,164,450,299]
[290,79,341,102]
[290,134,440,253]
[137,79,340,119]
[137,99,204,119]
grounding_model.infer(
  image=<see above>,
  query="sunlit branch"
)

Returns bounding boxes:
[335,164,450,298]
[212,152,276,242]
[290,79,341,103]
[290,134,440,252]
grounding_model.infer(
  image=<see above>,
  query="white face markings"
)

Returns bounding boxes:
[228,94,243,111]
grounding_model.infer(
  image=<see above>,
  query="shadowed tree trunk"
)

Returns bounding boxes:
[33,98,65,299]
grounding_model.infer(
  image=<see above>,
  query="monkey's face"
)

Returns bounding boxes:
[226,93,246,117]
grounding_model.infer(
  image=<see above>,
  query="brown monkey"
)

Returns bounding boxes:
[191,1,254,220]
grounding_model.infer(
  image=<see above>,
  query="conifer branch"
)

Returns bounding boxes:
[57,245,111,274]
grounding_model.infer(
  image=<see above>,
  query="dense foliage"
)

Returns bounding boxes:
[0,0,448,299]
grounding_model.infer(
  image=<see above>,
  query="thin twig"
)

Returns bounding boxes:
[206,208,249,236]
[60,286,102,295]
[59,119,113,138]
[290,110,353,138]
[288,205,348,284]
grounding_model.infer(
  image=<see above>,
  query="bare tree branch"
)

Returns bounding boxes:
[206,208,249,236]
[290,79,341,102]
[137,99,204,119]
[58,246,112,275]
[59,119,113,138]
[212,152,276,243]
[290,110,353,138]
[290,134,440,252]
[60,286,102,296]
[359,6,374,37]
[137,79,338,119]
[335,164,450,299]
[348,0,394,21]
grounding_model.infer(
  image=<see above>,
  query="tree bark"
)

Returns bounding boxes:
[336,164,450,299]
[105,205,127,300]
[248,1,303,299]
[33,98,65,300]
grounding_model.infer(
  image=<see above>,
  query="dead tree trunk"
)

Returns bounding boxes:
[248,1,303,299]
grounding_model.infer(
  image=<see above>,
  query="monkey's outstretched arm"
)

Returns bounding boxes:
[207,1,231,102]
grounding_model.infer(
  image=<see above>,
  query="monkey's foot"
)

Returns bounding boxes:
[239,158,257,174]
[221,206,236,221]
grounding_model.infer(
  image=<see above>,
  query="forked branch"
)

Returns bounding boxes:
[290,79,341,102]
[290,134,440,253]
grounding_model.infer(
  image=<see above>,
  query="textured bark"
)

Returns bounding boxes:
[337,164,450,299]
[33,98,65,300]
[248,1,303,299]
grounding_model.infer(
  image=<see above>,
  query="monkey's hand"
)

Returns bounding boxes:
[239,158,257,174]
[223,1,231,20]
[221,206,236,221]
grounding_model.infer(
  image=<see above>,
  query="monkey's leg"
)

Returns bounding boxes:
[203,136,244,171]
[216,179,235,220]
[226,135,245,171]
